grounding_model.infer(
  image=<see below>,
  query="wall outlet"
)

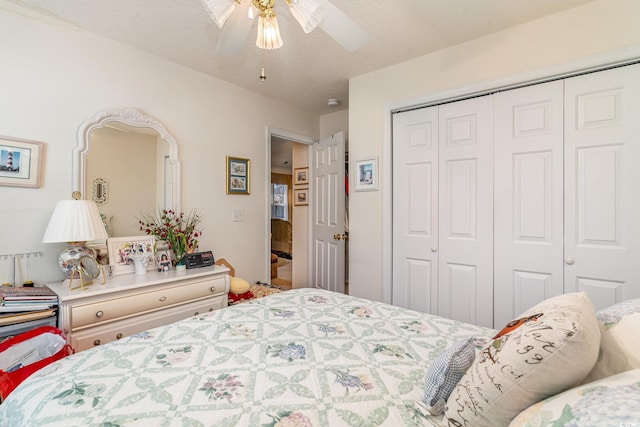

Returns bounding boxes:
[232,208,244,222]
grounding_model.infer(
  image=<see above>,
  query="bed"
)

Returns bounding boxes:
[0,289,491,426]
[1,288,639,426]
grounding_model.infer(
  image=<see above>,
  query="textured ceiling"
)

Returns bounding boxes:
[6,0,596,116]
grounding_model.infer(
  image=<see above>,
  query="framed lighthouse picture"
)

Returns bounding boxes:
[0,136,45,188]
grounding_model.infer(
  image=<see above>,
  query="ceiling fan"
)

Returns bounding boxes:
[201,0,369,55]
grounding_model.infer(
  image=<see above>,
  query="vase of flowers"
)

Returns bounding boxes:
[138,208,202,268]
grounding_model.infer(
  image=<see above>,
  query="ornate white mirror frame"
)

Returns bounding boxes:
[72,107,182,214]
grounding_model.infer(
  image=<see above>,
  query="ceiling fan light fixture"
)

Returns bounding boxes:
[286,0,323,33]
[256,14,283,49]
[201,0,239,28]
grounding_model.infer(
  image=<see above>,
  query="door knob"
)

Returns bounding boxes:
[565,257,575,265]
[333,234,342,240]
[431,247,438,253]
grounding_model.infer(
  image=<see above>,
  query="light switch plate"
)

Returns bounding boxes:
[232,208,244,222]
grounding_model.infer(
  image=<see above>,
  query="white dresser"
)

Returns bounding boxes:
[48,265,229,352]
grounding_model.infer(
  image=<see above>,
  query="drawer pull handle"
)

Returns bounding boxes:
[159,296,167,302]
[210,286,216,292]
[194,311,199,316]
[116,333,123,340]
[93,339,101,346]
[96,310,104,318]
[208,308,214,312]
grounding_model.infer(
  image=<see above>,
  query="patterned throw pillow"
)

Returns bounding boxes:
[582,298,640,383]
[443,292,601,427]
[509,368,640,427]
[423,338,476,415]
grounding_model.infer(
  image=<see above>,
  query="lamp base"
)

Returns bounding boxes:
[58,243,95,280]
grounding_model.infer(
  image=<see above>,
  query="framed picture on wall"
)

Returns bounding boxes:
[107,235,156,275]
[0,136,45,188]
[294,167,309,185]
[355,157,378,192]
[294,188,309,206]
[226,156,250,195]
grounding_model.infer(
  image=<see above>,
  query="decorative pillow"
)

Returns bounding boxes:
[582,298,640,383]
[423,338,476,415]
[443,292,601,427]
[509,367,640,427]
[229,276,251,295]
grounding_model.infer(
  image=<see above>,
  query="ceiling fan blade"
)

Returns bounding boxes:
[215,1,254,55]
[315,0,369,52]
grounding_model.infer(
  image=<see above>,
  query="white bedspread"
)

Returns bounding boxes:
[0,288,493,426]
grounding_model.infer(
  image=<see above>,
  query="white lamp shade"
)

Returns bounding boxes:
[201,0,237,27]
[42,199,108,243]
[288,0,323,33]
[256,15,283,49]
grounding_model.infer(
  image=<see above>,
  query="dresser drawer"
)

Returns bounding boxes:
[71,277,226,329]
[71,296,226,351]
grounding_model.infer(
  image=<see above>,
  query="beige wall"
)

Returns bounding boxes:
[319,109,348,142]
[0,5,318,286]
[291,142,309,288]
[348,0,640,302]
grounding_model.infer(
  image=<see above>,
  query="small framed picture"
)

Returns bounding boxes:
[226,156,250,195]
[0,136,45,188]
[107,235,156,275]
[355,157,378,192]
[294,167,309,185]
[156,250,173,272]
[294,188,309,206]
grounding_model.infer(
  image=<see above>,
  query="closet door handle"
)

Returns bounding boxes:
[431,247,438,253]
[565,257,575,265]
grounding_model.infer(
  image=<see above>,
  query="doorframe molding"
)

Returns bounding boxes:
[381,44,640,306]
[264,126,315,285]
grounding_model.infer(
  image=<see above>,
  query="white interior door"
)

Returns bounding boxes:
[392,107,439,313]
[438,95,494,328]
[312,132,346,293]
[564,64,640,311]
[493,81,565,326]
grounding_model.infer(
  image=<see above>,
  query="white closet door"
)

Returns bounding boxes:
[392,107,439,313]
[564,64,640,311]
[438,96,494,328]
[493,81,565,327]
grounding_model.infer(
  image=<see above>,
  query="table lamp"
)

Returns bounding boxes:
[42,192,108,285]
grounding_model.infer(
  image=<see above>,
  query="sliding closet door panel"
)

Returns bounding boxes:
[438,95,493,328]
[565,64,640,310]
[392,107,439,313]
[493,81,564,327]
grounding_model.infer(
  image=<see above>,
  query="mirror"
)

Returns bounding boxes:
[73,108,181,237]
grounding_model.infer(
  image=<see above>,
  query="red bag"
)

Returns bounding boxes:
[0,326,74,402]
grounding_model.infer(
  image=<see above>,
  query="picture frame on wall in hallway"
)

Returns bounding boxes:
[355,157,378,192]
[294,167,309,185]
[226,156,250,195]
[294,188,309,206]
[0,136,45,188]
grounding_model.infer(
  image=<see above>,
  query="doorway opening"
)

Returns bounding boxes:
[266,129,314,289]
[270,137,294,289]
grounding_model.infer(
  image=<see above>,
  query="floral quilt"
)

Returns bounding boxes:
[0,289,492,426]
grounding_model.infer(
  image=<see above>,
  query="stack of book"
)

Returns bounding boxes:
[0,286,58,327]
